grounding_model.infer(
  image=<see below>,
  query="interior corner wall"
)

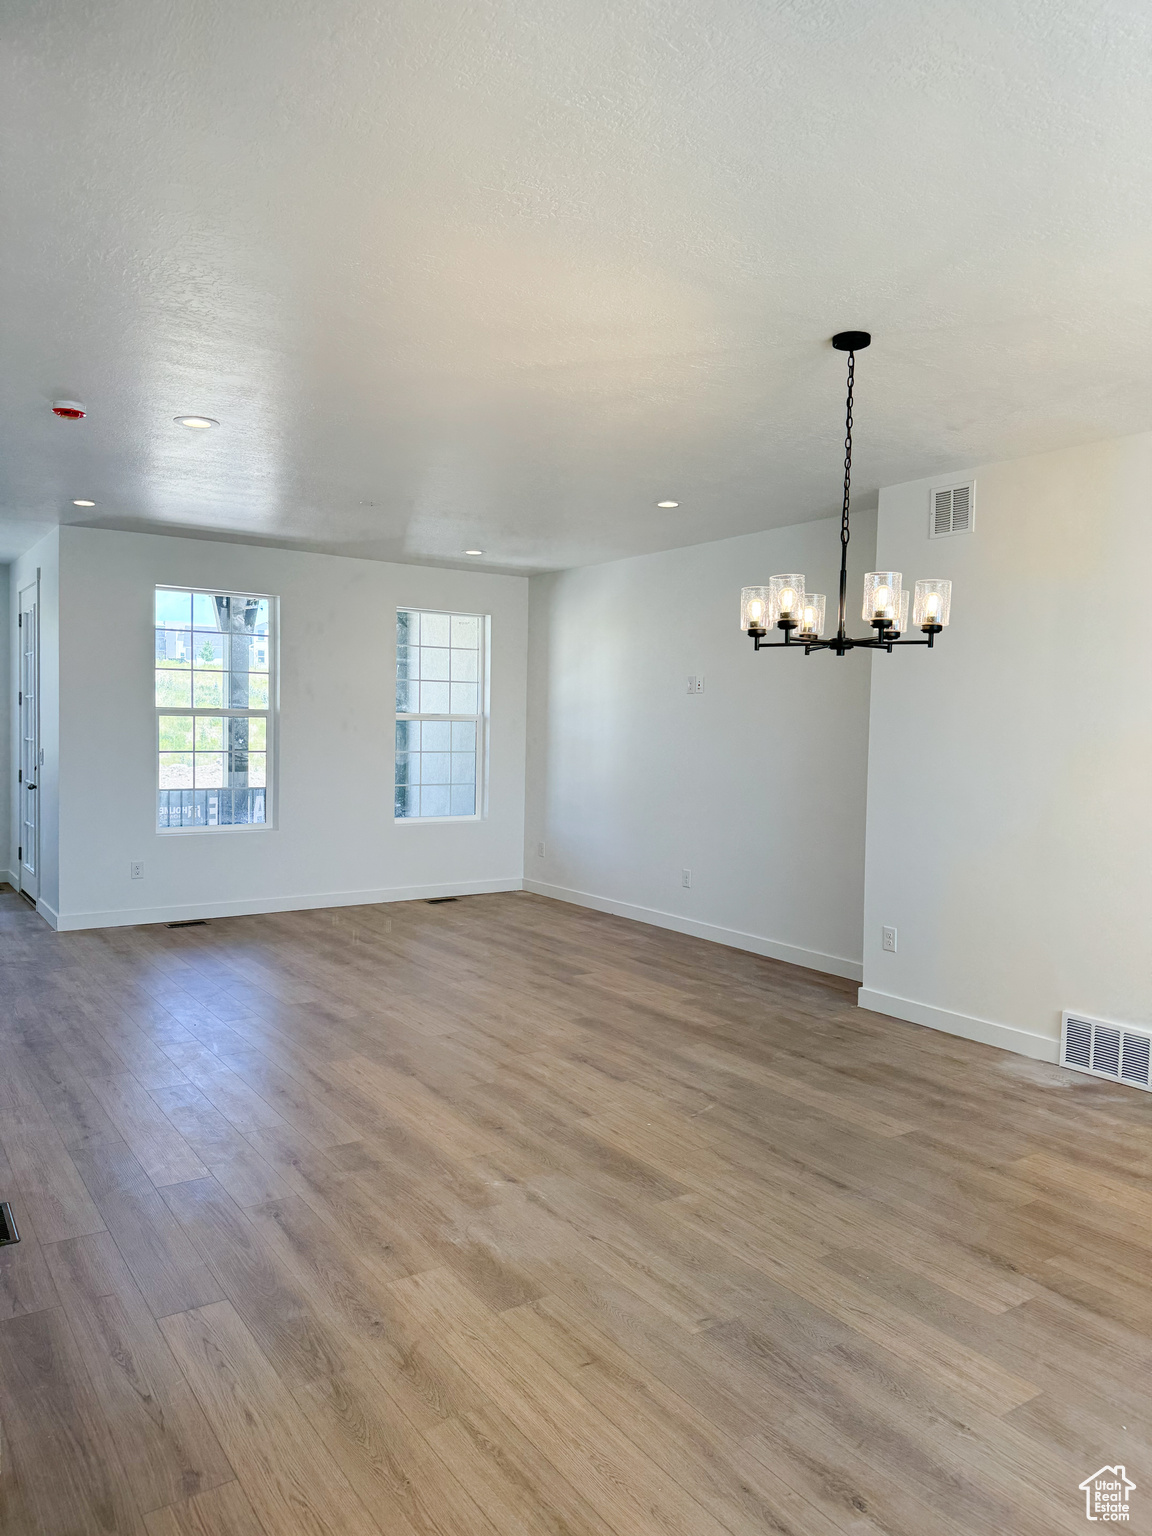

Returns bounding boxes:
[524,515,877,980]
[11,529,61,913]
[861,432,1152,1061]
[53,526,528,930]
[0,566,10,882]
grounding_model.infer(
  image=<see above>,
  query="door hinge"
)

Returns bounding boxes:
[18,846,22,862]
[18,691,22,706]
[18,612,22,627]
[18,770,22,783]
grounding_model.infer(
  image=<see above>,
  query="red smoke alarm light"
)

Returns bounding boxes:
[52,400,86,419]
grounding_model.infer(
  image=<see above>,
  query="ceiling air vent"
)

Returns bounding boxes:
[1061,1012,1152,1092]
[930,481,974,538]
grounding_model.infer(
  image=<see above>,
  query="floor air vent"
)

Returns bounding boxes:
[1061,1012,1152,1091]
[0,1201,20,1246]
[166,919,208,928]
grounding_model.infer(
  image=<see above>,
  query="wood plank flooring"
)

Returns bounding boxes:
[0,884,1148,1536]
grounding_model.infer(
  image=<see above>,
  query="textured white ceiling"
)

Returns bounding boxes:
[3,0,1152,569]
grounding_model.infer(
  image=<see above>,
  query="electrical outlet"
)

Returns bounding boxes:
[687,675,696,693]
[687,675,705,694]
[682,868,692,888]
[882,925,897,953]
[130,861,144,880]
[536,840,546,857]
[695,675,704,693]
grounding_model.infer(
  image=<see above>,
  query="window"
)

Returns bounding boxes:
[396,609,485,819]
[155,587,274,830]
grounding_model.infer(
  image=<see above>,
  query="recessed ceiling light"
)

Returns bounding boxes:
[463,549,484,556]
[72,499,96,507]
[174,415,219,429]
[657,500,679,508]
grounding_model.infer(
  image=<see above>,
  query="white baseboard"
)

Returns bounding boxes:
[857,986,1059,1063]
[523,878,863,982]
[52,877,525,932]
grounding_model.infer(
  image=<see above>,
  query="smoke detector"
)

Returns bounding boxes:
[52,400,86,419]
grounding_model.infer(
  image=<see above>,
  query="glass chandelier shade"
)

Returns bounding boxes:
[796,594,826,638]
[913,579,952,629]
[740,586,770,632]
[894,589,909,635]
[863,571,902,624]
[768,574,805,625]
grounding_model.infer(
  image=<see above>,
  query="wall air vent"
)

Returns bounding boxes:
[1061,1012,1152,1092]
[930,481,974,538]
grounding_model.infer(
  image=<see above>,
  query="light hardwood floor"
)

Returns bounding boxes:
[0,884,1148,1536]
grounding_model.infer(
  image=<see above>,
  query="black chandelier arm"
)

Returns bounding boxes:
[750,630,939,652]
[837,633,937,648]
[859,634,937,647]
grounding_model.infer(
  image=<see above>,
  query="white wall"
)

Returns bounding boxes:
[10,531,60,909]
[861,433,1152,1060]
[49,527,528,929]
[524,515,877,979]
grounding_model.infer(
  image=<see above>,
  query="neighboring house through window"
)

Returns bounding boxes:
[155,587,274,830]
[396,609,485,819]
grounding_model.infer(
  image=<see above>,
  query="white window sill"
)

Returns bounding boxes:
[157,822,276,836]
[393,815,481,825]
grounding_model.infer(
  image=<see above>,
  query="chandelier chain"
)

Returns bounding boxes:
[841,350,854,549]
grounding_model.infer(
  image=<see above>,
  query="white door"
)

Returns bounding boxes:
[18,583,39,902]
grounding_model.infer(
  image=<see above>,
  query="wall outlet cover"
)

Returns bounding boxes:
[882,925,897,952]
[130,861,144,880]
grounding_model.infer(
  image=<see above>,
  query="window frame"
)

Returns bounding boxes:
[395,607,488,824]
[154,584,278,836]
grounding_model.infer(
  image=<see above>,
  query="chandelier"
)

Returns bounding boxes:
[740,332,951,656]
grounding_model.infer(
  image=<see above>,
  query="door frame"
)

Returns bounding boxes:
[17,576,40,903]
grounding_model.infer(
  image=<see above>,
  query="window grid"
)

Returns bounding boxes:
[155,587,274,831]
[396,609,484,819]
